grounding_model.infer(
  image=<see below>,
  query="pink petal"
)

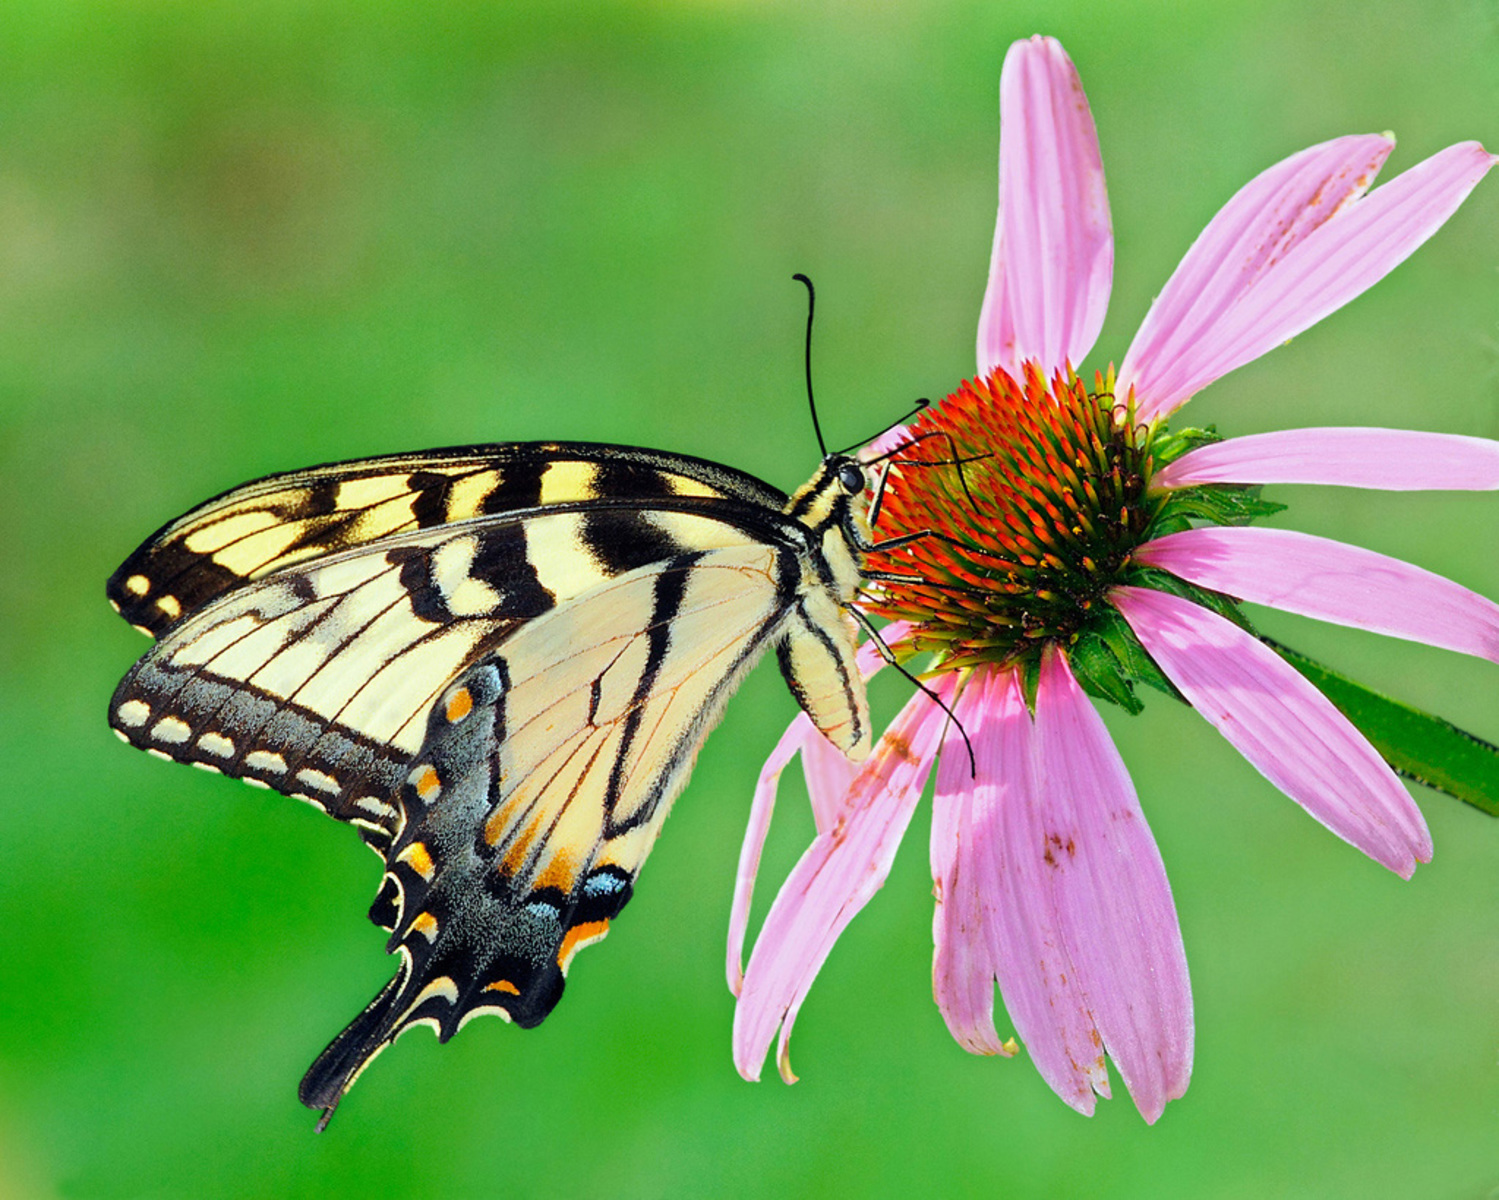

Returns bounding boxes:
[1138,526,1499,663]
[1028,651,1193,1123]
[726,624,910,996]
[801,725,864,834]
[948,666,1111,1113]
[932,662,1193,1121]
[863,423,914,464]
[728,714,819,997]
[1118,134,1392,415]
[1156,427,1499,491]
[977,35,1113,380]
[733,679,955,1084]
[1113,586,1432,876]
[1121,139,1497,419]
[930,669,1012,1058]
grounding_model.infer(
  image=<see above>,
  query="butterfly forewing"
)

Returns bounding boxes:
[107,441,788,637]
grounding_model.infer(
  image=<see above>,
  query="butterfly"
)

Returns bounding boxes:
[107,428,917,1127]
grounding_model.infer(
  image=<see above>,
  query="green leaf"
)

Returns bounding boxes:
[1268,641,1499,818]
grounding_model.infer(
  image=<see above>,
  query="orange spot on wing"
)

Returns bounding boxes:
[532,850,579,895]
[494,813,546,871]
[414,766,441,801]
[398,841,435,880]
[485,979,521,995]
[445,688,473,723]
[556,920,610,973]
[410,911,439,939]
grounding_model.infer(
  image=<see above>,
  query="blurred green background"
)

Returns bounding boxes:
[3,1,1497,1196]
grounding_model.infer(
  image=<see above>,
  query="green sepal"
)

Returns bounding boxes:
[1018,655,1041,713]
[1068,606,1186,710]
[1150,484,1286,537]
[1147,423,1221,469]
[1069,620,1145,713]
[1268,640,1499,818]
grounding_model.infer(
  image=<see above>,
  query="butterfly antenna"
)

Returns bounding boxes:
[852,611,976,778]
[792,273,829,457]
[831,397,931,457]
[865,429,988,512]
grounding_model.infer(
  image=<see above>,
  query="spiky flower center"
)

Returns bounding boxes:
[867,363,1162,673]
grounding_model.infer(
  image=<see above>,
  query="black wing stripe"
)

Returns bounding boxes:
[600,554,697,818]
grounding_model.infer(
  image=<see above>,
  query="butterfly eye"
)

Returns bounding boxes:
[838,462,866,493]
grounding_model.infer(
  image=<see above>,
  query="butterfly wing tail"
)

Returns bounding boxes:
[299,960,416,1131]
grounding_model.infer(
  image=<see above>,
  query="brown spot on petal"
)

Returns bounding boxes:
[1042,830,1074,867]
[884,732,916,764]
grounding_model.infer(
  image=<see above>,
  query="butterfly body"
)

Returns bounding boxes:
[107,440,874,1123]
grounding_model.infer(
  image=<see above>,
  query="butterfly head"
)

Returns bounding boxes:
[833,456,867,496]
[779,454,873,606]
[788,454,868,517]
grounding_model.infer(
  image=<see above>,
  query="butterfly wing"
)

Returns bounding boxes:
[107,441,788,637]
[109,493,810,850]
[110,517,539,851]
[108,443,875,1124]
[299,543,799,1122]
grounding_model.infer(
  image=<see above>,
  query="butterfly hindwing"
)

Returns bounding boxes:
[300,544,800,1115]
[109,516,552,851]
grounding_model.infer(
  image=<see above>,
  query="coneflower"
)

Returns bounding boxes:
[729,34,1497,1123]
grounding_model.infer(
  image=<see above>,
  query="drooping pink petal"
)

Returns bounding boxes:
[950,666,1112,1113]
[734,678,955,1084]
[1156,427,1499,491]
[1121,139,1497,419]
[977,35,1112,380]
[1027,650,1193,1123]
[1138,526,1499,663]
[729,714,819,997]
[727,625,910,995]
[930,668,1011,1058]
[1114,586,1432,876]
[801,724,864,834]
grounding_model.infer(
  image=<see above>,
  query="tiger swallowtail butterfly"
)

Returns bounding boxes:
[107,435,895,1128]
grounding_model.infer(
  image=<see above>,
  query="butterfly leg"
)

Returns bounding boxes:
[867,459,893,530]
[847,608,976,776]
